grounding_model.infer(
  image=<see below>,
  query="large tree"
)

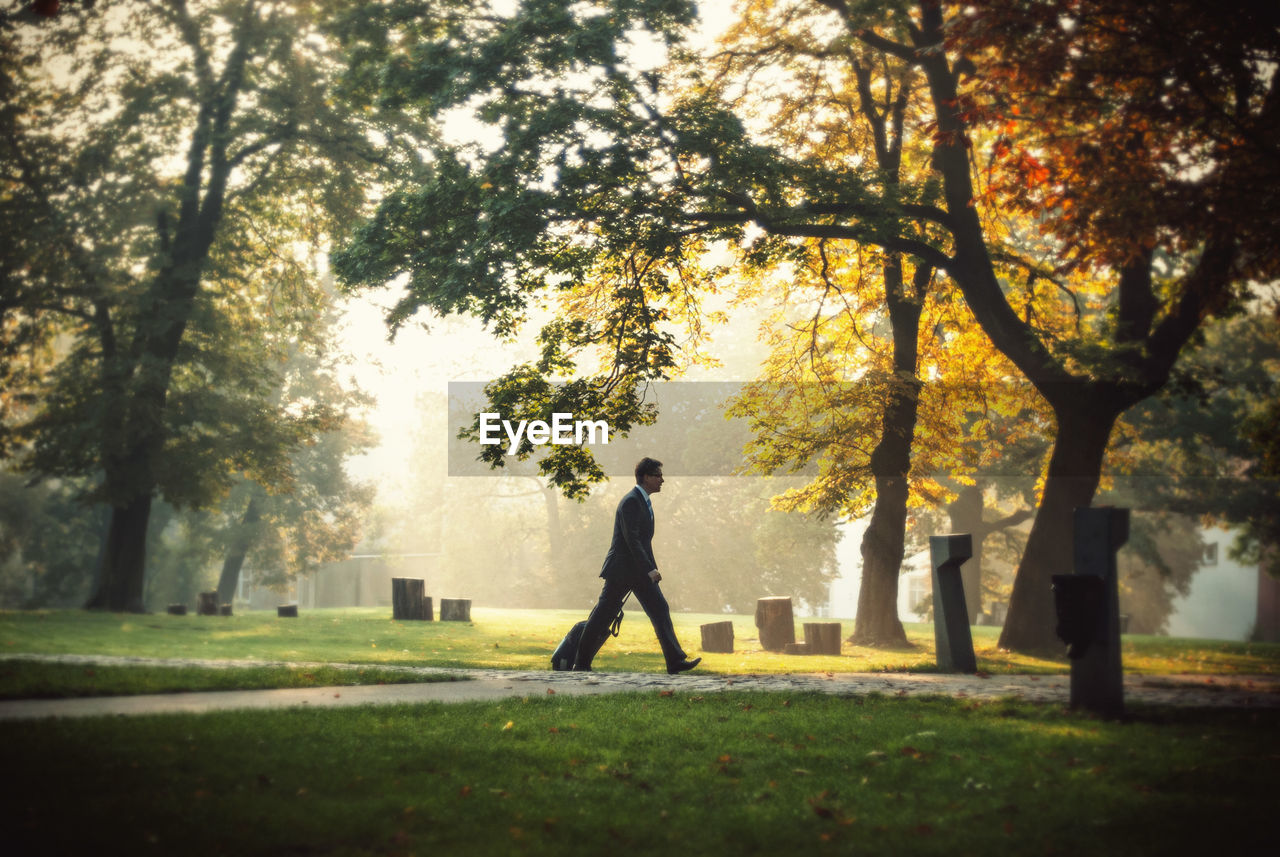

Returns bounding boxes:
[2,0,387,611]
[332,0,1276,651]
[712,2,944,645]
[913,0,1279,649]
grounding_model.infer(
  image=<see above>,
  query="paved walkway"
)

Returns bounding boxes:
[1,654,1276,720]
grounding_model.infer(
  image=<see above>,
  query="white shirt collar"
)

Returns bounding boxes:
[636,484,651,503]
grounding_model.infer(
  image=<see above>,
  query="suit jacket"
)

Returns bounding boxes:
[599,486,658,581]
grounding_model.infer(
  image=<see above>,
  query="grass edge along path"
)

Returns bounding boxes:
[1,690,1274,857]
[0,659,466,700]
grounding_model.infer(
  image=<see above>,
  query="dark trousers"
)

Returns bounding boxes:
[574,574,686,669]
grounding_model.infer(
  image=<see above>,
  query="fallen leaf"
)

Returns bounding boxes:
[546,688,556,695]
[502,720,514,731]
[659,690,674,697]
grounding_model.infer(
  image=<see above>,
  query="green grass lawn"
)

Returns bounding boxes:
[2,691,1274,857]
[1,607,1276,698]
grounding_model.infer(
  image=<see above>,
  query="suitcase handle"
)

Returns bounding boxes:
[608,593,631,637]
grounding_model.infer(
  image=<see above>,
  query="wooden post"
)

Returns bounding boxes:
[803,622,842,655]
[440,598,471,621]
[754,596,795,651]
[196,591,218,616]
[700,621,734,653]
[277,604,298,618]
[392,578,431,621]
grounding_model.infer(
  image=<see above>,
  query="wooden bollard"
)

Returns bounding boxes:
[196,591,218,616]
[440,598,471,621]
[700,621,734,653]
[803,622,842,655]
[391,578,431,621]
[754,596,795,651]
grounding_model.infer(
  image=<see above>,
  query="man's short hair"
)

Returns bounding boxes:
[635,457,663,484]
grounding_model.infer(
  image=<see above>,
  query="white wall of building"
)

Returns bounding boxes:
[825,520,930,623]
[1164,526,1259,641]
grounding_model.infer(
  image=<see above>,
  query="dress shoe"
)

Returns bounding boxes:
[667,657,701,675]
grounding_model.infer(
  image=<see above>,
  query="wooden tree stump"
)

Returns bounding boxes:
[277,604,299,618]
[784,642,810,655]
[803,622,842,656]
[196,591,218,616]
[219,604,233,616]
[440,598,471,621]
[392,578,431,621]
[166,604,187,616]
[700,621,734,653]
[754,596,796,652]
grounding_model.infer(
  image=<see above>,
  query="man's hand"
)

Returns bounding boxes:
[649,569,662,583]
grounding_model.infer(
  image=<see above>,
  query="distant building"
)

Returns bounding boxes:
[824,521,931,622]
[237,553,440,610]
[1164,527,1267,642]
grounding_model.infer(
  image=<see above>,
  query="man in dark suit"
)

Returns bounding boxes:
[572,457,701,674]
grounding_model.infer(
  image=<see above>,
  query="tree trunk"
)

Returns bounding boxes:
[945,485,986,623]
[997,400,1119,652]
[851,259,923,648]
[82,11,255,615]
[84,493,152,613]
[853,480,911,646]
[216,492,263,604]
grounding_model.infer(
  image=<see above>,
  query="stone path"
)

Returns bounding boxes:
[1,653,1276,721]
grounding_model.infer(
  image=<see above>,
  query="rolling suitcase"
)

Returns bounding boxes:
[550,595,629,670]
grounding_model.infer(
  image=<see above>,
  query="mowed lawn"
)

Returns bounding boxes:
[2,691,1275,857]
[3,607,1277,687]
[1,608,1276,856]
